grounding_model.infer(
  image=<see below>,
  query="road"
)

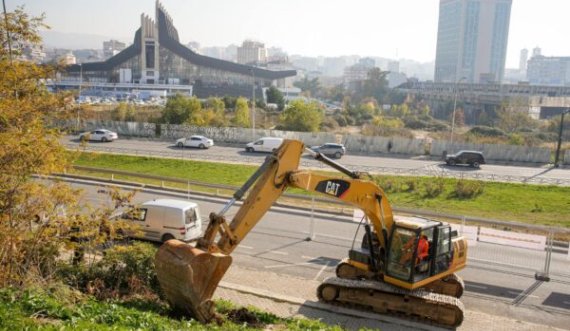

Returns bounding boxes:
[75,180,570,329]
[62,136,570,185]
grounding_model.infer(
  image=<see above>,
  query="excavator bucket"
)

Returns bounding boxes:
[155,240,232,323]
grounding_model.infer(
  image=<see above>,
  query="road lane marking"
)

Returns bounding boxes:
[302,255,317,260]
[238,245,253,249]
[264,262,315,269]
[467,284,488,289]
[314,261,331,280]
[508,291,538,298]
[266,250,288,255]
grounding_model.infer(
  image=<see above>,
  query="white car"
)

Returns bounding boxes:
[79,129,118,142]
[176,135,214,149]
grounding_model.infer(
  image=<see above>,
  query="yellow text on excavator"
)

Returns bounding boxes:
[155,140,467,327]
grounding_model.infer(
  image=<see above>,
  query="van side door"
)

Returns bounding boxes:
[142,206,163,241]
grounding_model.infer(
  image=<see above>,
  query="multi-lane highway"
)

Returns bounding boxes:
[75,180,570,330]
[63,136,570,185]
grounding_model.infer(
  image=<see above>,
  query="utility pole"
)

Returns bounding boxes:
[450,77,466,153]
[250,68,256,139]
[554,108,569,167]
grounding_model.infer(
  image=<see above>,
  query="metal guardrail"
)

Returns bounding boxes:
[65,143,570,186]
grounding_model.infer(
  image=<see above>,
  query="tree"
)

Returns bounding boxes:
[265,86,285,111]
[279,99,323,132]
[0,7,140,287]
[0,7,75,285]
[497,107,537,133]
[160,95,201,124]
[293,77,320,98]
[354,67,389,103]
[232,97,250,127]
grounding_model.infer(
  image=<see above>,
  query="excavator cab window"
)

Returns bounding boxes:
[386,227,416,281]
[433,226,452,274]
[386,226,436,282]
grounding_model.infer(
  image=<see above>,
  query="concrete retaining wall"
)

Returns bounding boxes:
[66,120,552,163]
[431,140,551,163]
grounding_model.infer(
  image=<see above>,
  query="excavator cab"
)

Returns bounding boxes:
[384,217,457,290]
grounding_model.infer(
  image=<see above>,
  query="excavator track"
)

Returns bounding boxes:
[422,273,465,298]
[336,262,465,298]
[317,277,464,328]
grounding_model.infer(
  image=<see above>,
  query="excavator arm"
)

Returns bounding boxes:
[155,140,394,322]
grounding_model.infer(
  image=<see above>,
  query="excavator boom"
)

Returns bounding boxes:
[155,140,305,322]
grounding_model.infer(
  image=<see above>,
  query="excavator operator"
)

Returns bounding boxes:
[400,233,430,268]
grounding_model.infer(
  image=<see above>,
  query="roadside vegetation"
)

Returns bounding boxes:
[71,152,570,227]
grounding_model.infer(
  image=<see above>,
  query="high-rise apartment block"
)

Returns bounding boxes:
[237,40,267,65]
[434,0,512,83]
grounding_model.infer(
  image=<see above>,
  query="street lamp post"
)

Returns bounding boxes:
[77,63,82,132]
[250,69,256,139]
[450,77,466,153]
[554,108,569,167]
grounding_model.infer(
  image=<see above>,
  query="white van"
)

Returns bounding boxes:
[245,137,284,153]
[121,199,202,243]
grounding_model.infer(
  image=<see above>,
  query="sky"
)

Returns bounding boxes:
[7,0,570,67]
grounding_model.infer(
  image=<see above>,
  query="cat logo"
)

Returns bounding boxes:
[325,181,341,196]
[315,179,350,198]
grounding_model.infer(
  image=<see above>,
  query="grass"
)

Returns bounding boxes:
[0,286,345,331]
[70,152,570,228]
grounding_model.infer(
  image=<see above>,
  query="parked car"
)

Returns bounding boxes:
[176,135,214,149]
[445,150,485,168]
[118,199,203,243]
[245,137,284,153]
[310,143,346,159]
[79,129,118,142]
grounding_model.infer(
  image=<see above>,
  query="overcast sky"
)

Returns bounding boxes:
[8,0,570,67]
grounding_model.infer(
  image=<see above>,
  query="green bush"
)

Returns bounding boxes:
[468,126,506,137]
[405,178,418,192]
[423,178,445,198]
[453,179,484,199]
[58,242,160,299]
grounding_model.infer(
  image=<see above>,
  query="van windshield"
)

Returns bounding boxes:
[185,208,198,226]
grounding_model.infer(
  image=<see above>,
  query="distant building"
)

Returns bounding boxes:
[388,61,400,73]
[103,40,126,59]
[343,58,375,88]
[61,2,295,98]
[323,57,347,77]
[434,0,513,84]
[237,40,267,65]
[186,41,200,53]
[519,48,528,72]
[532,46,542,57]
[60,52,76,65]
[527,55,570,86]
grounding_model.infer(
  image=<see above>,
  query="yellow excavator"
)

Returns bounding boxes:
[155,140,467,327]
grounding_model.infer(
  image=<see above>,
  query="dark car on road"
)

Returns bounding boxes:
[310,143,346,159]
[445,150,485,168]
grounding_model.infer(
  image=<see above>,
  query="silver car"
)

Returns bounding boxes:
[310,143,346,159]
[79,129,118,142]
[176,135,214,149]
